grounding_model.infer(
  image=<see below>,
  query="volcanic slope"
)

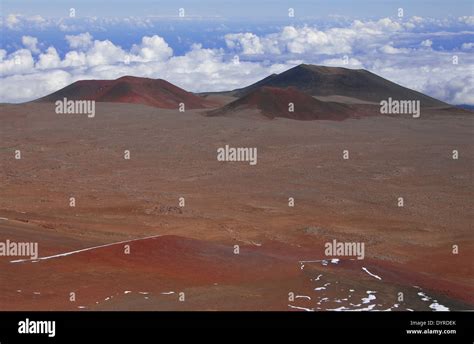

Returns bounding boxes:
[207,86,377,120]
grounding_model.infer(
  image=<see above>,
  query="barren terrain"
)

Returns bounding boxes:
[0,94,473,311]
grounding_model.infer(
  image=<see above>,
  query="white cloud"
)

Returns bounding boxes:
[421,39,433,48]
[0,49,35,76]
[65,32,93,50]
[225,33,265,54]
[1,17,473,106]
[225,25,356,55]
[22,36,40,54]
[36,47,61,69]
[4,14,49,30]
[225,18,425,57]
[62,51,87,67]
[461,42,474,50]
[0,70,72,103]
[6,14,21,29]
[380,43,410,54]
[85,40,128,67]
[131,35,173,62]
[322,57,363,68]
[458,16,474,26]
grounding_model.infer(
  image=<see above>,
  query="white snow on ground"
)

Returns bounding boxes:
[429,303,450,311]
[328,304,376,311]
[296,295,311,300]
[10,234,162,263]
[418,292,430,301]
[288,304,314,311]
[362,291,377,304]
[161,291,175,295]
[0,217,9,220]
[124,291,132,294]
[299,259,340,269]
[417,290,450,311]
[317,297,329,305]
[361,267,382,280]
[314,282,331,291]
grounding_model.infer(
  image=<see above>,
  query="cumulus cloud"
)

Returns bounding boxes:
[22,36,40,54]
[131,35,173,62]
[225,25,356,55]
[225,17,426,57]
[65,32,93,50]
[0,49,35,76]
[225,33,265,54]
[1,17,473,105]
[36,47,62,69]
[85,40,128,66]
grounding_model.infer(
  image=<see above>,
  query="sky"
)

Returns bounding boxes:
[0,0,473,104]
[2,0,473,18]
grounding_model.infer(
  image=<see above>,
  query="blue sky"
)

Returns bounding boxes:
[1,1,473,104]
[2,0,473,18]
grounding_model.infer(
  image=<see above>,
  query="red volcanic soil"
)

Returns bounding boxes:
[0,233,311,310]
[37,76,215,109]
[208,86,375,120]
[32,235,300,284]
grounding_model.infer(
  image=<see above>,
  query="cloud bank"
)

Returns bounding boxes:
[1,15,473,104]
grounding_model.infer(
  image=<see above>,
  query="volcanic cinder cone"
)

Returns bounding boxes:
[229,64,448,108]
[37,76,215,109]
